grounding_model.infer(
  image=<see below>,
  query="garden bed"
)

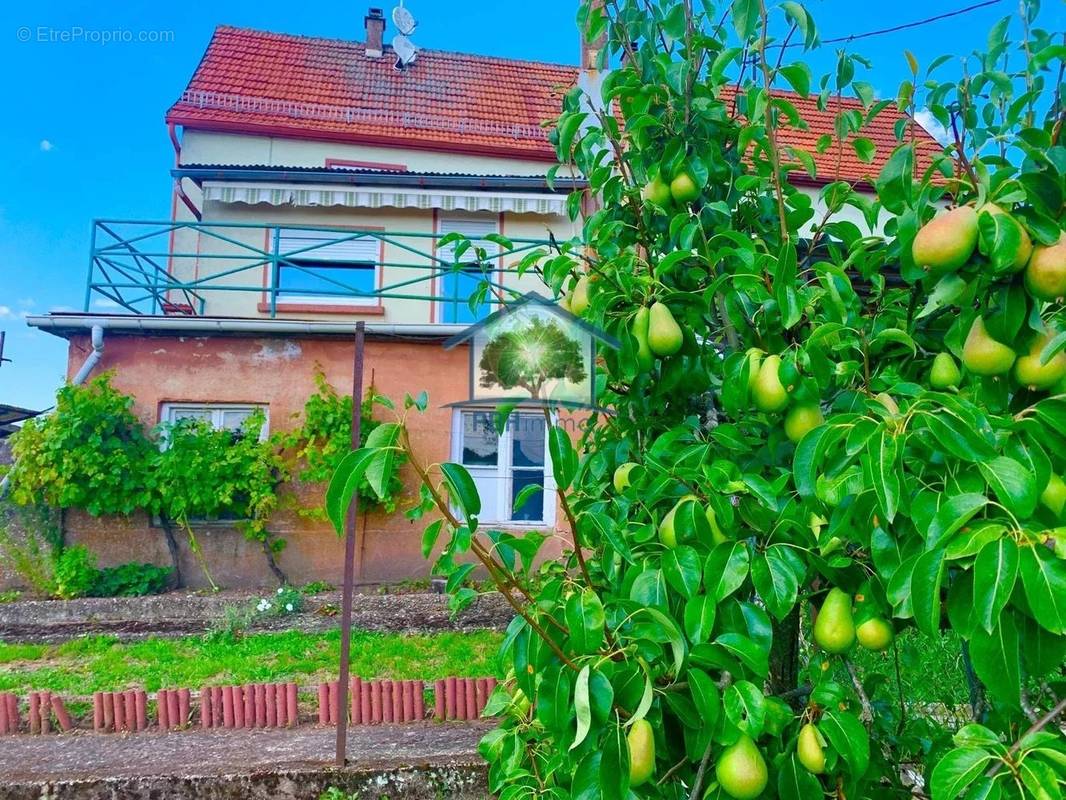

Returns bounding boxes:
[0,590,513,643]
[0,721,492,800]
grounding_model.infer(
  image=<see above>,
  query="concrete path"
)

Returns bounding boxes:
[0,721,493,799]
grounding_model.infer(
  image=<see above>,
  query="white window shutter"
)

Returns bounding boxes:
[278,229,379,263]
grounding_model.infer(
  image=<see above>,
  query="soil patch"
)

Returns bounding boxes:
[0,591,512,643]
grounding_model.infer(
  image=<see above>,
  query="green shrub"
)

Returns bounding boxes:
[92,563,172,597]
[8,375,155,515]
[52,546,99,600]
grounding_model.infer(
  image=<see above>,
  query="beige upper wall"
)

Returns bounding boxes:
[180,130,560,176]
[170,129,577,322]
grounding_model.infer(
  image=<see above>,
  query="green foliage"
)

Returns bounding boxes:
[52,545,99,600]
[275,371,405,513]
[92,562,172,597]
[301,580,335,595]
[9,375,155,515]
[155,412,283,543]
[318,790,359,800]
[334,1,1066,798]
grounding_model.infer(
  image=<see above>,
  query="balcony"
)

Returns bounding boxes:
[85,219,555,323]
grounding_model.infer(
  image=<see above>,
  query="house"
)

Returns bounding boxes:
[22,6,941,588]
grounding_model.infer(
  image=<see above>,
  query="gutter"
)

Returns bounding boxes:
[0,324,104,500]
[26,314,467,340]
[172,166,587,193]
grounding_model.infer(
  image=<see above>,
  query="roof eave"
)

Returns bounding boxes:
[173,166,587,192]
[166,114,561,163]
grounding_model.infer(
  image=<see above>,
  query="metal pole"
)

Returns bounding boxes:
[335,320,366,766]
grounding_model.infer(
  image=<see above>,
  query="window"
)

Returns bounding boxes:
[161,403,268,440]
[275,228,379,305]
[451,409,555,525]
[437,215,499,323]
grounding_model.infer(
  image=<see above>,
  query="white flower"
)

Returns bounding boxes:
[285,603,294,612]
[277,587,285,595]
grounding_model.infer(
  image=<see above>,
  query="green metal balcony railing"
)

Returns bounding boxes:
[86,219,554,321]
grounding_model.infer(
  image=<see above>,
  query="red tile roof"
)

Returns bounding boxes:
[167,26,942,184]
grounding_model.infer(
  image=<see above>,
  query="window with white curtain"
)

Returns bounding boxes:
[450,409,555,526]
[161,403,268,440]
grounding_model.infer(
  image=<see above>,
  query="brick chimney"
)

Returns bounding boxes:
[365,7,385,58]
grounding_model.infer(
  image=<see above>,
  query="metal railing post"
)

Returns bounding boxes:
[270,226,281,318]
[84,223,98,312]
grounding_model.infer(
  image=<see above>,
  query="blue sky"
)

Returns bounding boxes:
[0,0,1059,411]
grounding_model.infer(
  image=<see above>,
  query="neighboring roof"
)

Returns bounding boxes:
[0,404,42,439]
[167,25,943,185]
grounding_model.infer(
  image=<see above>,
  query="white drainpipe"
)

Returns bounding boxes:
[0,324,105,499]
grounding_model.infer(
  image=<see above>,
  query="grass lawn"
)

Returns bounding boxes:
[0,629,503,696]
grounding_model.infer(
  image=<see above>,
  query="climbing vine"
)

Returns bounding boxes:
[6,372,401,588]
[275,370,406,515]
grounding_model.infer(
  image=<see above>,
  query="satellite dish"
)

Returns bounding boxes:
[392,34,419,70]
[392,2,417,36]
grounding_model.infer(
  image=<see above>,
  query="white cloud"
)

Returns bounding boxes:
[91,298,122,310]
[39,139,55,152]
[0,305,12,318]
[914,108,950,146]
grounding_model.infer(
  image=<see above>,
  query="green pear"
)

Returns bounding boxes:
[1014,332,1066,390]
[753,355,789,413]
[784,403,824,443]
[631,307,655,373]
[670,171,699,203]
[715,735,769,800]
[613,462,639,493]
[1025,233,1066,302]
[647,301,684,357]
[797,723,827,774]
[746,349,763,393]
[912,206,979,277]
[930,352,962,389]
[705,504,730,545]
[979,203,1033,273]
[558,292,572,313]
[628,718,656,786]
[962,316,1016,376]
[570,276,590,316]
[1041,473,1066,518]
[813,588,855,654]
[643,176,671,206]
[658,503,679,549]
[856,617,894,651]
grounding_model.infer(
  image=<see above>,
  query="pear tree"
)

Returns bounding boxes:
[330,0,1066,797]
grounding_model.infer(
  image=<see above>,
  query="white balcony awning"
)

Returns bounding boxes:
[201,181,568,216]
